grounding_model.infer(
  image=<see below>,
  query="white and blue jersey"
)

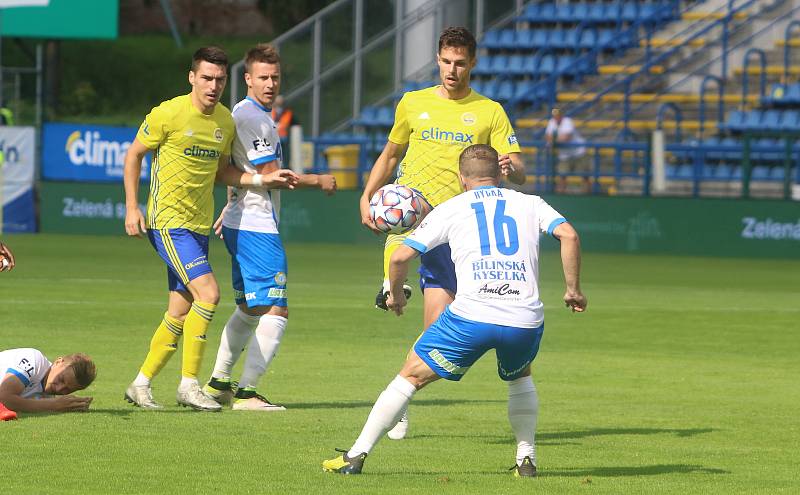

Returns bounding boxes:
[404,186,566,380]
[222,97,287,308]
[0,348,51,398]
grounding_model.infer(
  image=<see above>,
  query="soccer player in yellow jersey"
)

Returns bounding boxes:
[358,27,526,437]
[122,47,298,411]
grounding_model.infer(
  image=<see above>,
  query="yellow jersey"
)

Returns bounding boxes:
[136,94,235,234]
[388,86,520,207]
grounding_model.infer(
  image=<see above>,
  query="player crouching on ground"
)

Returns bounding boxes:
[0,348,96,418]
[323,144,586,476]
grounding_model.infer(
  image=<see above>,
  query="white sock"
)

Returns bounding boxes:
[349,375,417,457]
[237,315,287,390]
[211,308,260,380]
[133,372,150,387]
[179,376,198,389]
[508,375,539,465]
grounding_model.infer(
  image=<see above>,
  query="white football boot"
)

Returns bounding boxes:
[387,409,409,440]
[232,391,286,411]
[124,382,163,409]
[176,382,222,411]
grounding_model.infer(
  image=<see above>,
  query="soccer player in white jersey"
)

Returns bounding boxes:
[202,44,337,411]
[323,144,586,476]
[0,348,96,417]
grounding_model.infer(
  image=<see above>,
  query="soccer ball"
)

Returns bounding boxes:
[369,184,430,234]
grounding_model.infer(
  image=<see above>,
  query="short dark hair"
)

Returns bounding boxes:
[438,26,477,59]
[191,46,229,72]
[459,144,499,179]
[64,353,96,389]
[244,43,281,73]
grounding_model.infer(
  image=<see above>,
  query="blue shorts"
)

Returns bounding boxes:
[222,226,287,308]
[414,307,544,381]
[418,244,457,293]
[148,228,212,292]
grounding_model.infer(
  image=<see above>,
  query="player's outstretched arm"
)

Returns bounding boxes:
[553,222,587,312]
[296,174,337,195]
[359,141,407,233]
[387,244,420,316]
[0,241,15,271]
[0,375,92,413]
[499,152,526,185]
[123,138,151,237]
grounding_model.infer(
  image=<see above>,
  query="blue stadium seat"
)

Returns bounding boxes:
[770,166,786,180]
[720,137,741,161]
[743,110,764,132]
[786,83,800,104]
[579,29,597,49]
[676,164,694,179]
[713,163,733,179]
[666,164,678,178]
[587,3,606,23]
[779,110,800,131]
[497,29,516,50]
[751,165,770,180]
[508,55,526,76]
[354,106,379,127]
[548,30,566,49]
[490,55,509,74]
[480,29,501,50]
[472,56,492,76]
[731,166,743,179]
[538,55,556,74]
[554,4,573,23]
[376,106,394,127]
[496,80,515,102]
[572,3,590,22]
[481,80,500,100]
[531,29,548,49]
[762,110,781,132]
[516,30,535,50]
[721,110,745,132]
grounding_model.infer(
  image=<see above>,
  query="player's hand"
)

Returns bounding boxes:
[318,174,337,195]
[386,290,407,316]
[564,290,587,313]
[498,154,515,176]
[125,207,147,238]
[261,169,300,189]
[0,241,15,272]
[359,195,382,234]
[213,206,226,239]
[53,395,93,412]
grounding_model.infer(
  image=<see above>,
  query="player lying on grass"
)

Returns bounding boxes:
[323,144,586,476]
[0,348,96,417]
[202,44,336,411]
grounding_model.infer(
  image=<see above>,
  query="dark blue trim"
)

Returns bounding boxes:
[6,368,30,387]
[245,97,271,113]
[251,154,277,166]
[403,239,428,254]
[547,218,567,237]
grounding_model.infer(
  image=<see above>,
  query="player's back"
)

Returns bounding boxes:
[138,94,235,234]
[0,348,51,397]
[392,87,518,207]
[412,186,564,328]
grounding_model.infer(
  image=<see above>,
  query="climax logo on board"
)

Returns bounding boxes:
[64,130,132,177]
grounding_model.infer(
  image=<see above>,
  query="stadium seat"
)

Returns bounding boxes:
[376,106,394,127]
[713,163,733,179]
[355,106,379,127]
[761,110,781,132]
[516,29,535,50]
[496,80,515,102]
[779,110,800,131]
[472,56,492,76]
[497,29,516,50]
[480,29,501,50]
[769,166,786,180]
[676,164,694,179]
[751,165,771,180]
[742,110,763,132]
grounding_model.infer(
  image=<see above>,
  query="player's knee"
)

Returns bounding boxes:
[196,288,220,305]
[270,306,288,319]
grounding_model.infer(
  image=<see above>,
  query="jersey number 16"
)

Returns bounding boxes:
[470,200,519,256]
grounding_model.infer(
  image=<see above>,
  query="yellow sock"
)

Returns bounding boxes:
[383,232,410,281]
[140,313,184,379]
[181,301,216,379]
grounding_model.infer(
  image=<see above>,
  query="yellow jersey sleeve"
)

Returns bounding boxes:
[387,95,410,145]
[137,103,172,149]
[489,103,521,155]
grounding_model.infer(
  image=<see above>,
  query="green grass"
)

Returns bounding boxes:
[1,234,798,494]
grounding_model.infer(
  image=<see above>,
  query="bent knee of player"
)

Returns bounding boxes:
[399,352,438,390]
[189,274,220,304]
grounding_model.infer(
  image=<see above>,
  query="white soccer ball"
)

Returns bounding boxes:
[369,184,431,235]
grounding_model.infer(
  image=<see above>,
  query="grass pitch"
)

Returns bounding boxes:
[1,234,798,494]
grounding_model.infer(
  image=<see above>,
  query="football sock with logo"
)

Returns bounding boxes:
[349,375,417,457]
[211,308,260,380]
[508,375,538,466]
[138,313,184,383]
[181,301,216,380]
[237,315,287,390]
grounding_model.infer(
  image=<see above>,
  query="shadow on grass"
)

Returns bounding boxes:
[543,464,730,477]
[289,398,504,410]
[534,427,714,445]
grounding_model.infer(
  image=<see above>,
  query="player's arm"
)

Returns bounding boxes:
[386,244,421,316]
[553,222,587,312]
[123,137,153,237]
[296,174,337,195]
[359,141,408,232]
[0,375,92,413]
[215,154,299,189]
[499,152,526,185]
